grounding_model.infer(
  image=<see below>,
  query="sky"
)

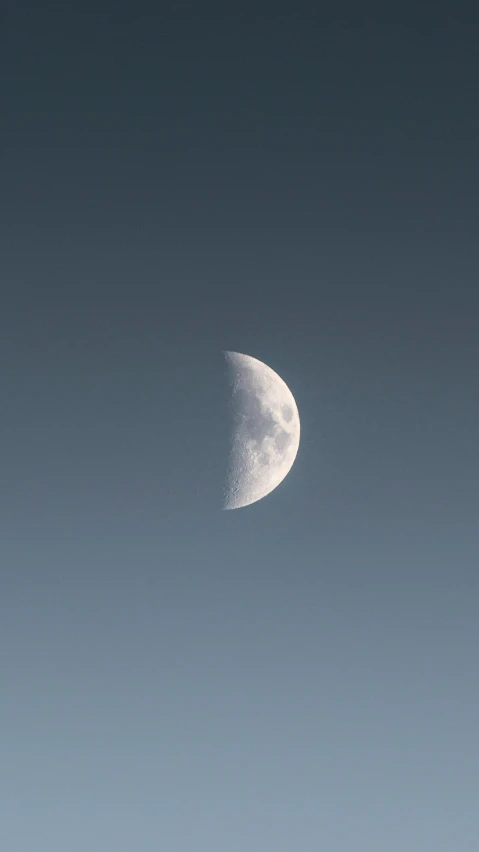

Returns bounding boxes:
[2,4,479,850]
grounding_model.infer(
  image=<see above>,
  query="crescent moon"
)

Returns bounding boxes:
[223,351,300,510]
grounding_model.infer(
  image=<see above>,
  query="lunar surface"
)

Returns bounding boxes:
[223,351,300,510]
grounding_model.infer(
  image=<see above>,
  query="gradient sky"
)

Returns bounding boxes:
[2,4,479,850]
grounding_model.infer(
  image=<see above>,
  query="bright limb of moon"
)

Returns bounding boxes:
[223,351,300,510]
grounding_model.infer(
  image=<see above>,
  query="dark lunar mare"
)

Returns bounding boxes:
[232,385,291,453]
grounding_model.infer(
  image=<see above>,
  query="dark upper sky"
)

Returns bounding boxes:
[2,4,479,850]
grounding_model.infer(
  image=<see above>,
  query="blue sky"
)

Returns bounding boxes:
[2,4,479,849]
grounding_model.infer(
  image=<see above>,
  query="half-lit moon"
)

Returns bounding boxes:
[223,351,300,510]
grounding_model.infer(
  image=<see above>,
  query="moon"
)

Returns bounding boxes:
[223,351,300,510]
